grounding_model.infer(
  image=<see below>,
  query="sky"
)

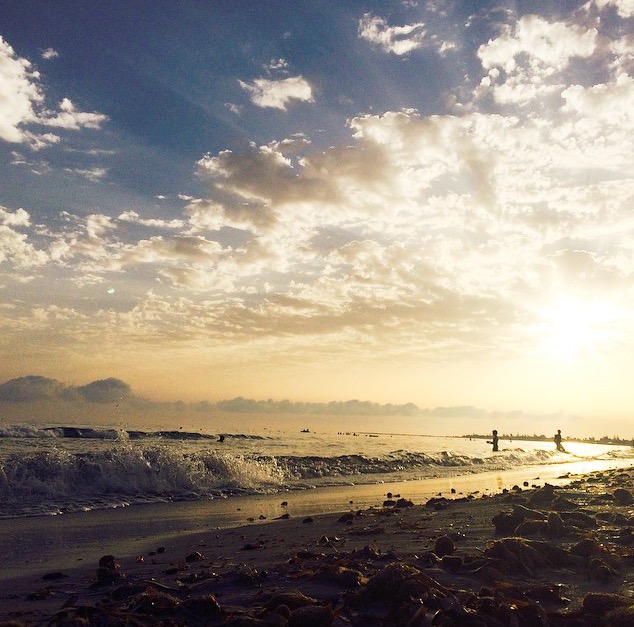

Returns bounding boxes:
[1,1,634,434]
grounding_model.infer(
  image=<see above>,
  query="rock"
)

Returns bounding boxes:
[185,551,205,562]
[528,483,556,506]
[366,562,422,599]
[181,594,224,619]
[289,604,334,627]
[440,555,463,571]
[613,488,634,505]
[570,538,601,557]
[514,504,546,520]
[583,592,633,614]
[589,557,620,582]
[394,498,414,508]
[561,511,596,529]
[550,495,578,511]
[42,571,68,581]
[98,555,118,569]
[434,535,455,557]
[95,554,123,585]
[426,496,449,510]
[266,590,319,610]
[597,512,629,525]
[547,511,566,537]
[492,510,523,535]
[606,606,634,626]
[515,519,549,536]
[302,517,314,524]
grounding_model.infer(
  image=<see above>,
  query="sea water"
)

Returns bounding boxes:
[1,422,632,519]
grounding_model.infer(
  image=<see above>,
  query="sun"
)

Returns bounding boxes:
[535,299,618,362]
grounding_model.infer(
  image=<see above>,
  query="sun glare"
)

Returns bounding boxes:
[536,299,618,362]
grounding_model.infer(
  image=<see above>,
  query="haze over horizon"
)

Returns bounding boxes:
[2,1,634,431]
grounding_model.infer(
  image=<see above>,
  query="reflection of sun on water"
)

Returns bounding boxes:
[536,299,618,362]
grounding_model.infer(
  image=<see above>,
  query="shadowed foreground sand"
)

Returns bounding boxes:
[2,466,634,626]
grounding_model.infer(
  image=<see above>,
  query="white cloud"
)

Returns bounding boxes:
[266,58,290,72]
[358,13,427,55]
[0,206,31,228]
[0,208,48,268]
[562,72,634,126]
[0,37,107,148]
[476,15,598,105]
[239,76,314,110]
[63,166,108,182]
[41,48,59,60]
[586,0,634,17]
[0,36,43,143]
[41,98,108,130]
[118,211,185,230]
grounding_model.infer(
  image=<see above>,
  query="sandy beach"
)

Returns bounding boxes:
[2,464,634,626]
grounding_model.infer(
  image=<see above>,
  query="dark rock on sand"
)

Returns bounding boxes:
[613,488,634,505]
[288,604,334,627]
[265,589,320,610]
[547,510,566,536]
[528,482,557,506]
[570,538,602,557]
[492,510,523,535]
[434,535,455,557]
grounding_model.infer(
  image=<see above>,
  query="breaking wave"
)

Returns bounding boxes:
[0,434,563,518]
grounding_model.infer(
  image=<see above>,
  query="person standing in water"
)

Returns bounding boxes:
[554,429,566,452]
[489,429,499,452]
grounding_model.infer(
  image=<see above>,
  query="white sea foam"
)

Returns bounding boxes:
[0,424,631,518]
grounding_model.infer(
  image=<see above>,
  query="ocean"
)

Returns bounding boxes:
[1,422,632,520]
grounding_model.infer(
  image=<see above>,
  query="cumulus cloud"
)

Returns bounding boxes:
[358,13,427,55]
[217,397,418,415]
[118,211,185,230]
[476,15,598,105]
[0,375,65,402]
[40,98,108,130]
[0,206,48,267]
[63,166,108,182]
[41,48,59,60]
[239,76,314,110]
[0,37,107,148]
[0,36,44,143]
[75,378,131,403]
[562,72,634,126]
[585,0,634,17]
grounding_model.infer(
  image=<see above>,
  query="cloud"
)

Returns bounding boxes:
[0,37,107,148]
[63,166,109,182]
[239,76,314,110]
[358,13,427,55]
[562,72,634,126]
[75,378,131,403]
[3,6,634,376]
[0,206,48,267]
[586,0,634,17]
[40,97,108,130]
[0,36,44,143]
[41,48,59,60]
[217,397,418,415]
[0,375,65,402]
[476,15,598,105]
[118,211,185,230]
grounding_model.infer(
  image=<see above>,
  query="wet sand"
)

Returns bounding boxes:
[2,463,634,625]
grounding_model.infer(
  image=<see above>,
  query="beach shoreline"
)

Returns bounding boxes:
[3,461,634,625]
[1,455,631,583]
